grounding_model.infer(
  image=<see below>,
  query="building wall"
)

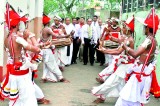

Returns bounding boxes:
[0,0,44,82]
[0,0,5,81]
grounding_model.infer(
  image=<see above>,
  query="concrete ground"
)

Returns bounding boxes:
[0,60,160,106]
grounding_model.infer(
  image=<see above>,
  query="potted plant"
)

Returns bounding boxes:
[95,2,101,10]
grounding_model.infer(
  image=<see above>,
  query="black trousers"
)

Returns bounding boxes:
[96,39,105,64]
[83,38,95,64]
[71,37,81,63]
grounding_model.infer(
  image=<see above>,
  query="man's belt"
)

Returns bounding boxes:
[1,63,29,91]
[121,59,135,64]
[133,71,151,77]
[10,69,29,76]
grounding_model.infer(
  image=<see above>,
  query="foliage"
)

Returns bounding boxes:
[44,0,79,18]
[43,0,122,17]
[43,0,59,15]
[104,0,122,10]
[95,2,101,7]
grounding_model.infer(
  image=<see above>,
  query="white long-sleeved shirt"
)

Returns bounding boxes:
[96,25,104,39]
[91,21,99,27]
[81,24,97,44]
[72,24,81,39]
[64,23,75,35]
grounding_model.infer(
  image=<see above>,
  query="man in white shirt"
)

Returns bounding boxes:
[91,15,99,27]
[81,18,97,66]
[79,17,85,62]
[96,19,105,66]
[64,17,75,65]
[76,17,80,24]
[71,18,81,64]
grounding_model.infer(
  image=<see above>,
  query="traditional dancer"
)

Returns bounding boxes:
[18,17,51,104]
[96,17,134,84]
[0,10,40,106]
[115,8,159,106]
[41,14,69,83]
[92,16,135,104]
[101,18,121,67]
[51,15,70,71]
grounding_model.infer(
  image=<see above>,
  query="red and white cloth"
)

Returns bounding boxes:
[115,61,155,105]
[92,55,134,100]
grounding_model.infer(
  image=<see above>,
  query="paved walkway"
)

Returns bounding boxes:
[0,61,160,106]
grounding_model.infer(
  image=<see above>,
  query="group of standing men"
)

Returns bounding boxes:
[41,14,114,72]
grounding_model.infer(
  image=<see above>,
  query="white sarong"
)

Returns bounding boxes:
[115,62,154,105]
[98,55,118,81]
[42,49,63,82]
[8,73,38,106]
[54,47,67,66]
[92,58,134,100]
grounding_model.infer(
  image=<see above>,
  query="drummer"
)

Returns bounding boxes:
[51,15,70,71]
[40,14,69,83]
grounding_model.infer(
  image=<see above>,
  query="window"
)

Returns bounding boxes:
[122,0,127,13]
[128,0,132,12]
[155,0,160,8]
[122,0,160,13]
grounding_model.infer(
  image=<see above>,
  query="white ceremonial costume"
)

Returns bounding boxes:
[42,47,64,82]
[98,55,119,81]
[0,48,38,106]
[92,54,134,100]
[25,51,45,100]
[52,25,67,67]
[115,37,155,106]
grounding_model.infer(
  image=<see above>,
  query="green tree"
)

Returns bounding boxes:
[43,0,59,15]
[44,0,80,17]
[109,0,121,10]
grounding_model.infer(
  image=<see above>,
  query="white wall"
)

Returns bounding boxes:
[6,0,44,20]
[35,0,44,17]
[8,0,28,14]
[0,0,5,67]
[28,0,36,19]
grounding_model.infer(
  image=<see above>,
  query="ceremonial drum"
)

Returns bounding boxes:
[103,32,120,49]
[52,29,72,48]
[52,37,72,48]
[103,40,119,48]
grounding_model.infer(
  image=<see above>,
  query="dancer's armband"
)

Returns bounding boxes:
[29,33,35,38]
[141,38,151,49]
[16,37,28,47]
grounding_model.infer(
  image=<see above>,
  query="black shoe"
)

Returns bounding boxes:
[74,61,77,64]
[100,63,104,66]
[83,63,87,65]
[91,63,94,66]
[95,61,100,63]
[65,64,70,67]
